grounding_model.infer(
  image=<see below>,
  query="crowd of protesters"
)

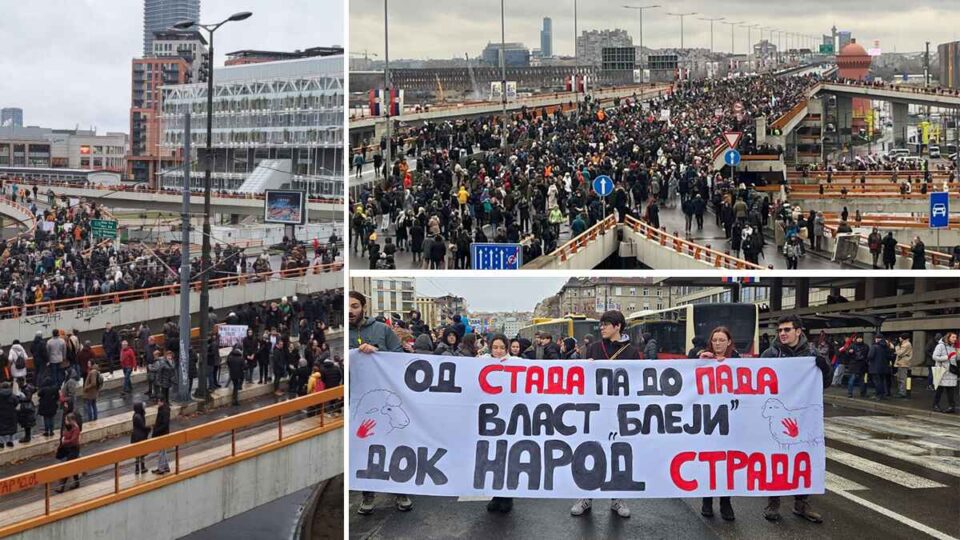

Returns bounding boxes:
[349,291,835,524]
[350,74,824,270]
[0,182,341,317]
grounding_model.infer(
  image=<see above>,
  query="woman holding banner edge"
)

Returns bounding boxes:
[695,326,740,522]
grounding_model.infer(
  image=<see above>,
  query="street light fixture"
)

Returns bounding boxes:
[173,11,252,401]
[740,23,759,70]
[622,4,660,75]
[665,11,697,50]
[721,20,743,55]
[698,16,725,53]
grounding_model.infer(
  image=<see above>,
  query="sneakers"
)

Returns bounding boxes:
[395,495,413,512]
[357,492,376,515]
[610,499,630,518]
[793,499,823,523]
[570,498,592,516]
[763,498,782,522]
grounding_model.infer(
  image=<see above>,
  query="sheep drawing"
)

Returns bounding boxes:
[760,398,823,450]
[353,389,411,439]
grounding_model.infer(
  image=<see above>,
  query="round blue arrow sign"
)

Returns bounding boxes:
[592,175,614,197]
[724,149,741,167]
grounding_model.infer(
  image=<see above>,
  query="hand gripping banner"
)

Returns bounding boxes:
[349,353,825,499]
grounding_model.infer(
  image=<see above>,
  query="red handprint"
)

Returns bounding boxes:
[781,418,799,438]
[356,418,376,439]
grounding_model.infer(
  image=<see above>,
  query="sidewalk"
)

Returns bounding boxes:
[824,377,960,424]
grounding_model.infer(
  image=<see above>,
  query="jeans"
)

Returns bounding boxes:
[43,415,54,434]
[156,448,169,472]
[847,372,866,396]
[85,398,98,422]
[51,364,63,389]
[122,367,133,393]
[832,364,846,386]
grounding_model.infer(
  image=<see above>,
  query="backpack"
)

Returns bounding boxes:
[313,378,326,393]
[14,351,26,371]
[96,372,104,390]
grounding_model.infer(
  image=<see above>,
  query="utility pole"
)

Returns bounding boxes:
[178,111,191,403]
[666,11,697,50]
[699,16,725,53]
[500,0,507,148]
[622,4,660,77]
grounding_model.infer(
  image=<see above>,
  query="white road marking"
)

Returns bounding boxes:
[829,488,959,540]
[826,447,946,489]
[825,471,868,491]
[457,496,492,502]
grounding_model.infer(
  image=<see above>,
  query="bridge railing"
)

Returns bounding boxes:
[0,196,38,238]
[1,178,341,206]
[623,215,768,270]
[770,99,808,130]
[824,225,953,267]
[547,214,618,264]
[0,387,343,537]
[0,262,343,321]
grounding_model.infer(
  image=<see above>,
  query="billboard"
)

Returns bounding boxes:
[264,190,306,225]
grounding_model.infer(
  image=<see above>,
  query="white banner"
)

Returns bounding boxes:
[350,353,825,499]
[217,324,247,347]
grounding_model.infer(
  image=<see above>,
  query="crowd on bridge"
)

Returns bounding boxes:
[0,184,341,316]
[350,73,825,269]
[0,289,344,469]
[349,291,837,524]
[833,77,960,98]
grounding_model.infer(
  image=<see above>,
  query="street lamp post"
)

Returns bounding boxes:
[741,24,759,70]
[174,11,252,401]
[699,16,725,53]
[383,0,391,176]
[622,5,660,76]
[721,20,742,56]
[573,0,579,119]
[500,0,507,148]
[665,11,697,50]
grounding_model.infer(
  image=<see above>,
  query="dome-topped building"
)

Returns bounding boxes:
[837,38,872,80]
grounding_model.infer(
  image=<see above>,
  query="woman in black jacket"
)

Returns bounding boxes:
[37,378,59,437]
[151,398,171,475]
[242,329,259,384]
[131,402,150,474]
[257,333,272,384]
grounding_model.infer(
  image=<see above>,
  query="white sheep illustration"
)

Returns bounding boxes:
[761,398,823,450]
[353,389,410,438]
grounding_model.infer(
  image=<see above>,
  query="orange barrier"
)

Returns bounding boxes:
[0,262,343,320]
[549,214,618,264]
[770,99,808,130]
[0,387,343,537]
[0,196,38,238]
[2,178,341,206]
[622,215,768,270]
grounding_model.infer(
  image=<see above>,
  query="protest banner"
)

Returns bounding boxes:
[349,353,825,499]
[217,324,248,347]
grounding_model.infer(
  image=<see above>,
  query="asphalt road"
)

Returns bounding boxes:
[349,404,960,540]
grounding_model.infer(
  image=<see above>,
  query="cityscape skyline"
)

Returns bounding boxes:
[415,277,569,313]
[350,0,959,61]
[0,0,343,134]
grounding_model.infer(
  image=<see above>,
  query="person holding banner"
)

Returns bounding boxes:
[761,315,830,524]
[349,291,412,515]
[697,326,740,521]
[482,333,517,514]
[571,310,639,519]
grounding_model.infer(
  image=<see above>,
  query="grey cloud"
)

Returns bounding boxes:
[0,0,343,133]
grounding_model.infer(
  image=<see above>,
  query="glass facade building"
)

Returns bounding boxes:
[143,0,200,56]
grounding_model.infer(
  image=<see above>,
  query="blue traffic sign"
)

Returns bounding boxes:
[929,191,949,229]
[471,243,523,270]
[724,149,741,167]
[592,175,614,197]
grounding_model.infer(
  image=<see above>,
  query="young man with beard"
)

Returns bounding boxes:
[761,315,830,524]
[570,310,639,520]
[349,291,412,516]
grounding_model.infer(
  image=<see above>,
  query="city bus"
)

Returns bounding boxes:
[625,303,759,358]
[517,315,599,344]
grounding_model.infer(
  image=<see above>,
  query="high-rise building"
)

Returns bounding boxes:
[576,29,632,66]
[939,41,960,89]
[0,126,127,171]
[1,108,23,128]
[540,17,553,58]
[159,50,344,196]
[481,42,531,67]
[353,277,416,318]
[143,0,201,56]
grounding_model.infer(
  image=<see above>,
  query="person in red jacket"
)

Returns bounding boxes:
[120,340,137,395]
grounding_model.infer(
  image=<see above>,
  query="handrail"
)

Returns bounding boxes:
[0,196,38,239]
[0,178,342,206]
[547,214,618,263]
[0,262,343,320]
[623,215,768,270]
[770,99,808,130]
[0,387,344,537]
[823,224,952,267]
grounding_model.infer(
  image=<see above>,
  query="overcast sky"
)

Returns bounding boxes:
[351,0,959,60]
[416,277,568,313]
[0,0,343,134]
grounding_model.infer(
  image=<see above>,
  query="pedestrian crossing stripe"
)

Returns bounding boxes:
[826,447,946,489]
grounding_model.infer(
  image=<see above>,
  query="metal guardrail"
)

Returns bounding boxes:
[0,263,343,320]
[0,196,38,238]
[623,215,768,270]
[0,387,343,537]
[822,224,953,267]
